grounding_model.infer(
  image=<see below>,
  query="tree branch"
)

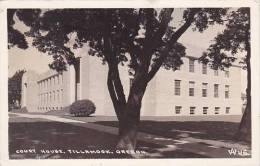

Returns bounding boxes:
[147,8,201,81]
[103,27,127,116]
[141,9,174,73]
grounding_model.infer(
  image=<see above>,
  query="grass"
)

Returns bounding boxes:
[9,116,210,159]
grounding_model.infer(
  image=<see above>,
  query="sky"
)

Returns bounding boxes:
[8,8,247,92]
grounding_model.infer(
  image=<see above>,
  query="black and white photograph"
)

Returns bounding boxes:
[0,0,260,165]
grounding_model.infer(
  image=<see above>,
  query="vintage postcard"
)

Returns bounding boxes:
[0,0,259,166]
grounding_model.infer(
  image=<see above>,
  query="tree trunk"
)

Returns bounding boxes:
[116,103,141,151]
[236,39,251,143]
[116,77,147,152]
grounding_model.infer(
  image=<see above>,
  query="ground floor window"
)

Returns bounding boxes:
[190,107,195,115]
[203,107,208,115]
[226,107,230,114]
[175,106,182,114]
[215,107,220,114]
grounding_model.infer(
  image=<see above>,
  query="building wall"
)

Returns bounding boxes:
[21,54,243,116]
[21,70,39,112]
[154,58,242,116]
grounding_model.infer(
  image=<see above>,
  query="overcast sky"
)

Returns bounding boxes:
[8,8,247,92]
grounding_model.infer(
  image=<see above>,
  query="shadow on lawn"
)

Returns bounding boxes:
[9,121,208,159]
[93,120,249,144]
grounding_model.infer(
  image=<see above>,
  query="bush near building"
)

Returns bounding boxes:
[70,99,96,117]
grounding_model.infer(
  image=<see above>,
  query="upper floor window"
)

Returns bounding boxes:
[59,73,63,85]
[174,80,181,96]
[202,83,208,97]
[53,91,56,101]
[189,59,195,73]
[57,90,60,102]
[189,81,195,96]
[225,70,230,78]
[202,63,207,74]
[214,84,219,98]
[214,69,218,76]
[225,85,230,98]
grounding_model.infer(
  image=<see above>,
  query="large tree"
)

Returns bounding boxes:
[200,8,251,142]
[8,8,230,151]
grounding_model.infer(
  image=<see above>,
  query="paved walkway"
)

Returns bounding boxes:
[9,112,251,158]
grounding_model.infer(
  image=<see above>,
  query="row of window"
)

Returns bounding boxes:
[175,106,231,115]
[187,59,229,77]
[38,89,63,105]
[38,106,63,111]
[38,73,63,90]
[174,80,230,98]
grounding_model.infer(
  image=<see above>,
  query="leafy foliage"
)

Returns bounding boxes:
[199,8,250,70]
[8,70,26,108]
[9,8,228,74]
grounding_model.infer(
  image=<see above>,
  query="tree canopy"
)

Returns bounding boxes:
[9,8,228,74]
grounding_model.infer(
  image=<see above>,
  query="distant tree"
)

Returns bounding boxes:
[9,8,230,151]
[8,70,26,110]
[200,8,250,142]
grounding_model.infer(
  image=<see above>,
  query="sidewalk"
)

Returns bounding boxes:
[9,112,251,158]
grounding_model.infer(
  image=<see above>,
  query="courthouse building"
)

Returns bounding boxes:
[21,53,243,116]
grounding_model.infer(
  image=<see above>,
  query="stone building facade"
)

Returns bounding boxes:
[21,54,243,116]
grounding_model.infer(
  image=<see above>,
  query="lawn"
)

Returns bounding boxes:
[61,115,247,144]
[9,116,210,159]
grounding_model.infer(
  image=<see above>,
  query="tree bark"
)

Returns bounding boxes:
[116,74,147,152]
[236,38,251,143]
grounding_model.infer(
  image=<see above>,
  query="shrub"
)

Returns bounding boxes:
[70,99,96,117]
[20,107,28,113]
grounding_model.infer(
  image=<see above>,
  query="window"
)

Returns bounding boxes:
[190,107,196,115]
[175,106,182,114]
[189,81,195,96]
[57,75,60,85]
[226,107,230,114]
[59,73,63,85]
[189,59,195,73]
[46,93,48,104]
[214,69,218,76]
[202,83,208,97]
[48,79,50,87]
[174,80,181,96]
[53,91,55,101]
[50,92,52,102]
[60,89,63,103]
[57,90,60,102]
[215,107,220,114]
[214,84,219,98]
[225,85,230,98]
[225,69,229,78]
[203,107,208,115]
[202,63,207,74]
